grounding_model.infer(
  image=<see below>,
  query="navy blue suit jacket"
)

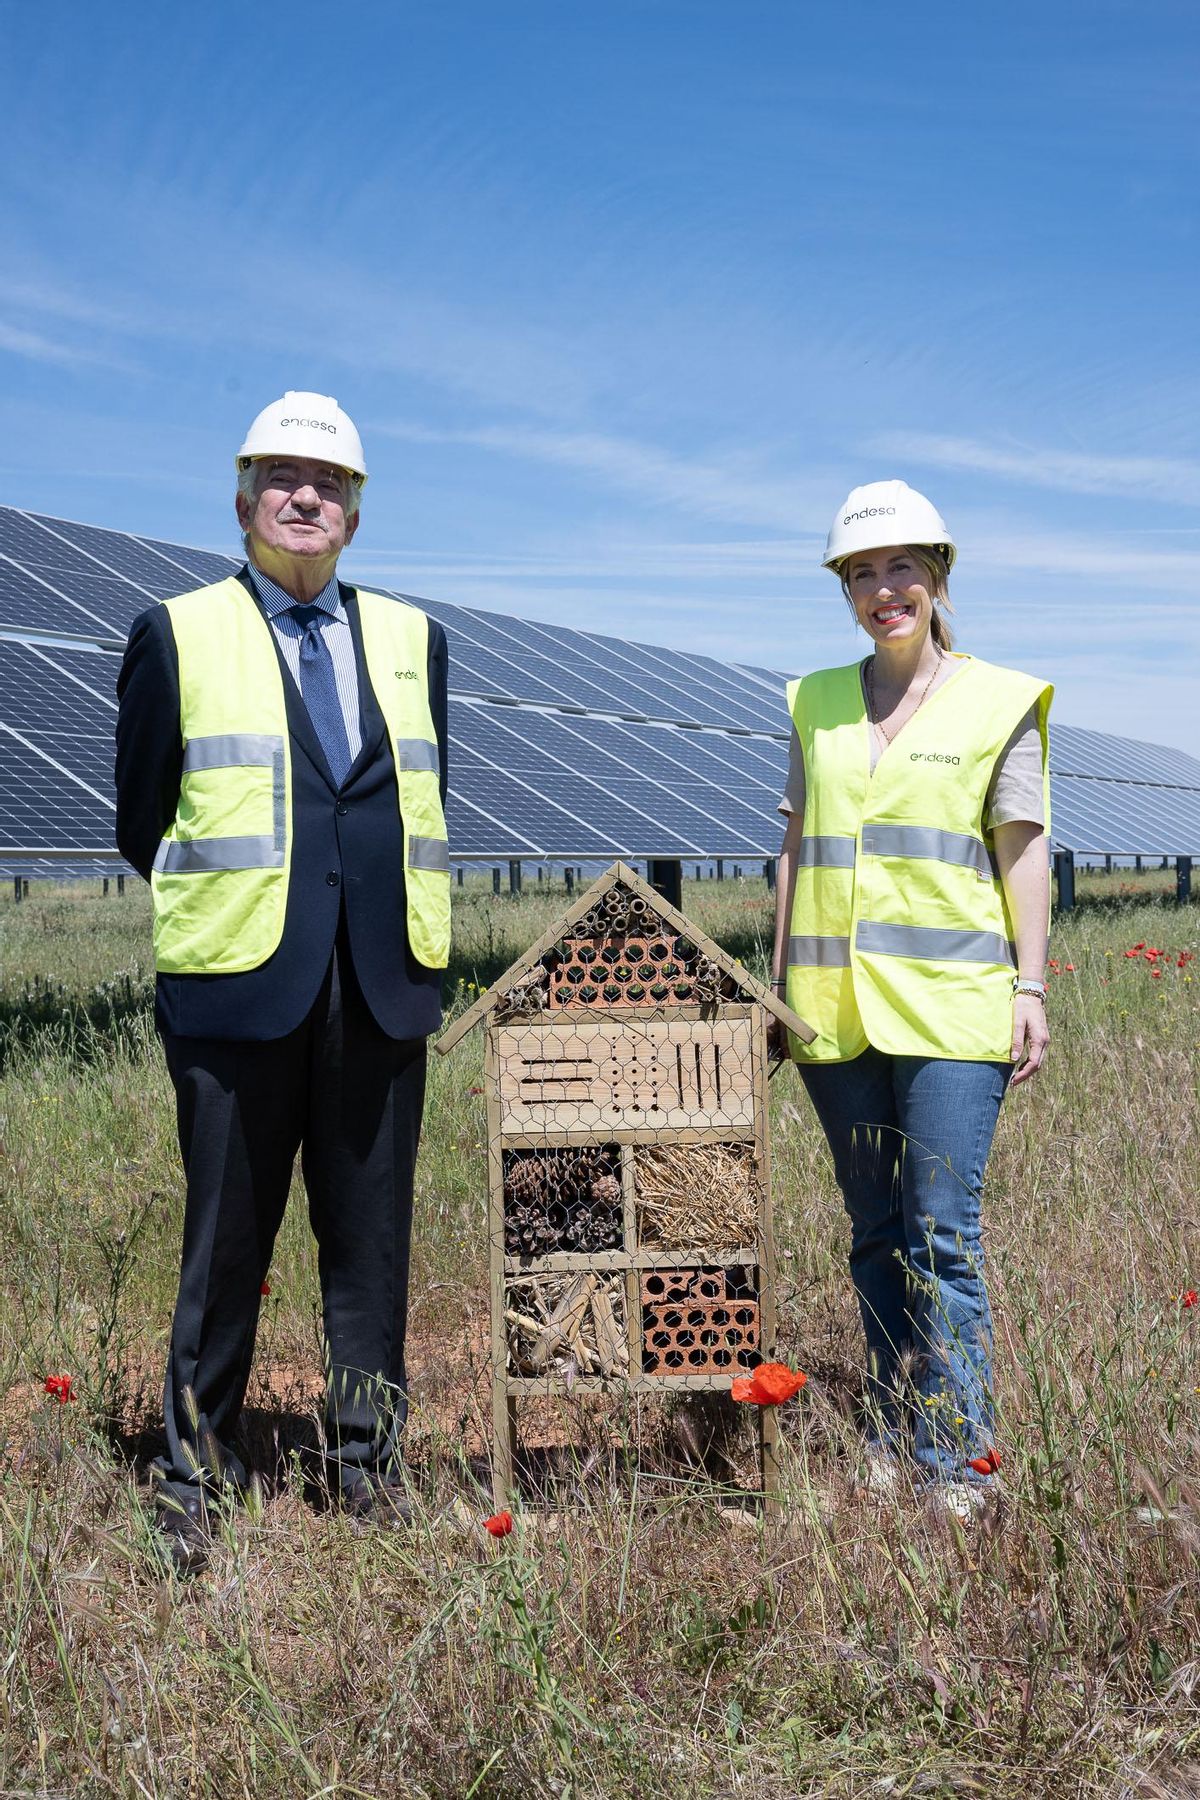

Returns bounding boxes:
[115,568,449,1043]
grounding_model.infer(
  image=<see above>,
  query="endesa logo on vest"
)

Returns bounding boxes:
[910,750,961,766]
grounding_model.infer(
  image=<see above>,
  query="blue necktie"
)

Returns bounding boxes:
[289,605,353,788]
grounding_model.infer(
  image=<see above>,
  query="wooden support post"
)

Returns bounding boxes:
[1135,856,1143,872]
[764,858,776,891]
[564,867,575,895]
[102,878,110,897]
[1177,856,1193,903]
[492,867,501,896]
[715,860,724,882]
[509,860,522,897]
[12,877,22,904]
[457,867,464,888]
[647,859,683,910]
[1054,849,1076,913]
[117,874,126,897]
[1104,855,1113,875]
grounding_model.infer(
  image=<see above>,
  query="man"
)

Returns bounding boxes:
[115,392,451,1571]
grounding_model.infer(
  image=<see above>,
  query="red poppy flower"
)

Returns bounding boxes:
[1182,1290,1198,1310]
[1124,949,1141,959]
[260,1280,271,1296]
[484,1509,513,1537]
[43,1374,75,1404]
[1151,970,1162,980]
[1179,953,1195,968]
[967,1447,1001,1476]
[731,1362,807,1405]
[468,1086,485,1097]
[1131,942,1145,951]
[1064,964,1076,973]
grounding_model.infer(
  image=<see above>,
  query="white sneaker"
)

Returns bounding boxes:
[931,1481,991,1525]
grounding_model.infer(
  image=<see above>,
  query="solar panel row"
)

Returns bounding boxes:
[0,505,1197,872]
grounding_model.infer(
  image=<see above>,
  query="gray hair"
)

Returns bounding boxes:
[236,457,362,535]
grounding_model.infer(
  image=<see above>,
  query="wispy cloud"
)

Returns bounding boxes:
[0,318,134,371]
[872,432,1200,508]
[374,419,819,531]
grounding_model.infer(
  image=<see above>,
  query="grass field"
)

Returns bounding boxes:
[1,873,1197,1798]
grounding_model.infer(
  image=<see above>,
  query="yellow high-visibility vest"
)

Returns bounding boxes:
[151,577,451,975]
[785,654,1052,1063]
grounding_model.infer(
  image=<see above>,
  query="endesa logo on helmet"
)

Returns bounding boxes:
[844,505,897,525]
[280,417,336,433]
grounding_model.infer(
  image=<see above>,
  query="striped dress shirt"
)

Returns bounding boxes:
[246,562,363,762]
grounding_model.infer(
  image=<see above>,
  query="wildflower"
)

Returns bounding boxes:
[1132,942,1145,952]
[44,1374,75,1404]
[1182,1290,1198,1310]
[1151,970,1162,980]
[967,1447,1001,1476]
[484,1509,513,1537]
[1124,949,1141,959]
[731,1362,807,1405]
[260,1280,271,1296]
[1179,953,1195,968]
[1064,963,1076,973]
[468,1086,485,1097]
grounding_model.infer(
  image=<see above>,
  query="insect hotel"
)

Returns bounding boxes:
[436,863,813,1507]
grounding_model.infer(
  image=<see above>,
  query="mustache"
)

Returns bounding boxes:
[277,509,329,530]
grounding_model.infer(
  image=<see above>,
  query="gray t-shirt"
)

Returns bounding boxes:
[779,671,1044,829]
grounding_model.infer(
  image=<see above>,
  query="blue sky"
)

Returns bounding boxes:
[2,0,1197,751]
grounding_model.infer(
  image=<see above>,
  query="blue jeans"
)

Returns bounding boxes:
[799,1048,1010,1484]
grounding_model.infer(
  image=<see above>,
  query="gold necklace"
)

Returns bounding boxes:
[865,651,943,746]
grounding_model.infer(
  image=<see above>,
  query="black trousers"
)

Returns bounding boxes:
[155,933,427,1501]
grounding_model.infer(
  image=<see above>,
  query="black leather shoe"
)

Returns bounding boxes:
[154,1494,211,1575]
[341,1476,413,1528]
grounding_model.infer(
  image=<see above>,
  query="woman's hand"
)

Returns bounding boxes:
[1009,993,1049,1085]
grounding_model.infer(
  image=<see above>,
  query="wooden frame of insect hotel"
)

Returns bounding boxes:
[436,863,814,1508]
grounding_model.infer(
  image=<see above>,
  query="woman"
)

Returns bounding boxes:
[771,480,1051,1520]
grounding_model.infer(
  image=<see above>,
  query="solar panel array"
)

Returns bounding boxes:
[1,502,1198,877]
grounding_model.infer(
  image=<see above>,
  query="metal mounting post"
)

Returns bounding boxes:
[1053,849,1076,913]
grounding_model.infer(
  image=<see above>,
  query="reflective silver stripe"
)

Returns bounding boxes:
[394,737,440,774]
[182,733,283,772]
[153,835,285,873]
[856,922,1014,965]
[408,834,450,873]
[861,824,997,878]
[160,737,287,873]
[787,934,851,968]
[797,835,856,869]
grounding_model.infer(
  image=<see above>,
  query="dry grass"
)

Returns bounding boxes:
[0,872,1198,1797]
[635,1141,761,1250]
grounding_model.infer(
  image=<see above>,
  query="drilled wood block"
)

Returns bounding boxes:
[493,1015,758,1136]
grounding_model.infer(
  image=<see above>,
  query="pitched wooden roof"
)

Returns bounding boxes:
[436,860,814,1054]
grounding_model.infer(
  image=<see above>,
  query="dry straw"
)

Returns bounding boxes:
[634,1142,760,1250]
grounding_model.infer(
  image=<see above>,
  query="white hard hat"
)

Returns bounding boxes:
[822,479,955,571]
[236,391,367,486]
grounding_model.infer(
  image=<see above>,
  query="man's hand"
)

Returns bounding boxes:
[1009,993,1049,1086]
